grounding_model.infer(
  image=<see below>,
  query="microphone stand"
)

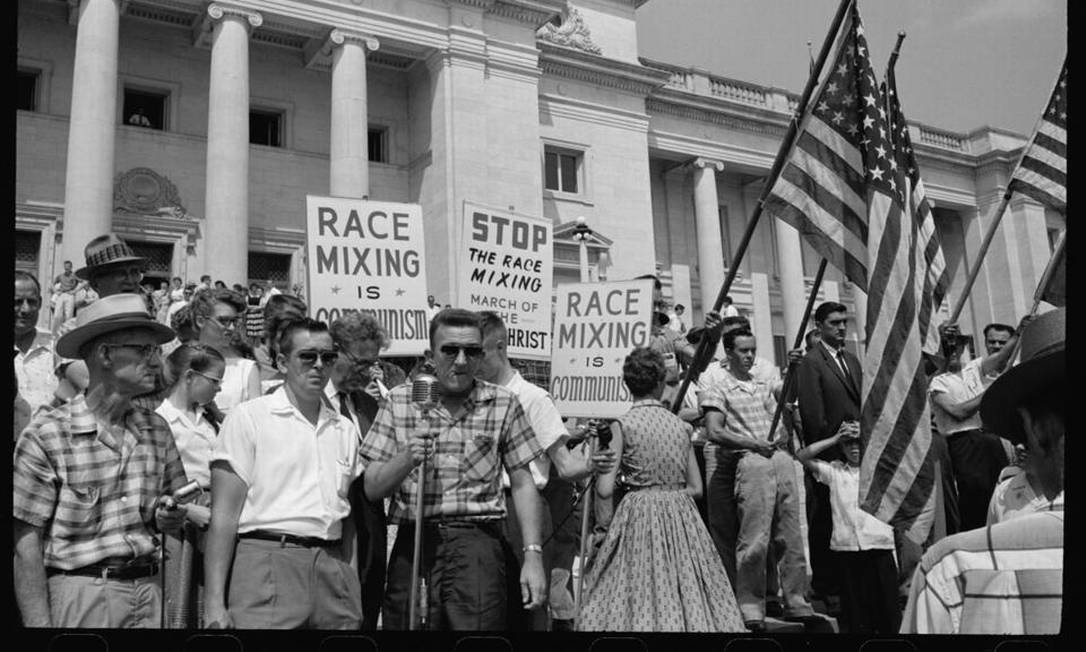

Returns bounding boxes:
[573,428,597,627]
[408,407,430,631]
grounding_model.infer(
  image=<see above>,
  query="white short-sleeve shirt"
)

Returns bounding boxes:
[811,459,895,551]
[14,329,59,414]
[987,468,1047,525]
[929,358,988,434]
[210,387,363,540]
[156,399,218,488]
[216,357,258,414]
[500,371,568,490]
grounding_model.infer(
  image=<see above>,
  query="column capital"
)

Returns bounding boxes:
[207,2,263,29]
[690,157,725,173]
[67,0,128,27]
[329,29,380,53]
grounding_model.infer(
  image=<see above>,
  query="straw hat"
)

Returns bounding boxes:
[56,294,174,359]
[74,234,147,280]
[979,308,1065,444]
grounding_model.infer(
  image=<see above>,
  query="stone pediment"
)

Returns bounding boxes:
[114,167,188,218]
[538,2,601,55]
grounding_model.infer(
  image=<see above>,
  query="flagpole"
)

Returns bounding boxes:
[670,0,856,413]
[945,58,1066,326]
[1001,228,1066,363]
[766,258,828,449]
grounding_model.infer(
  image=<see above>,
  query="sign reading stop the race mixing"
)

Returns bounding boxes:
[305,195,429,356]
[549,279,655,418]
[457,202,554,360]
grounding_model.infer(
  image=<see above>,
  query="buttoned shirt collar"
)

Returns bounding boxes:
[14,328,53,356]
[268,385,342,426]
[820,339,843,357]
[155,398,206,432]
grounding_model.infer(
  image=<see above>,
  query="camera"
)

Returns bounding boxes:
[596,420,614,450]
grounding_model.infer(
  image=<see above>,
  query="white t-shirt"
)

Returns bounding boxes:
[810,459,895,551]
[929,358,987,435]
[500,371,568,490]
[211,387,363,540]
[216,358,258,414]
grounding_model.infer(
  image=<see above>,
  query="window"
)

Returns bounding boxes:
[15,231,41,279]
[17,70,39,112]
[248,252,291,291]
[250,109,283,147]
[126,241,173,284]
[123,87,168,130]
[544,147,581,194]
[368,127,388,163]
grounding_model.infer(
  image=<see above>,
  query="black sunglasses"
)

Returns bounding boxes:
[438,344,484,359]
[295,349,339,366]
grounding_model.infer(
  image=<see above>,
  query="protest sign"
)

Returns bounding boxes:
[457,202,554,360]
[305,195,429,356]
[549,279,655,418]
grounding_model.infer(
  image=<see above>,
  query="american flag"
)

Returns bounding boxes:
[1009,58,1067,212]
[763,4,943,541]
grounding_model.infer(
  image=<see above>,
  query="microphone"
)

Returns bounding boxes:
[411,372,440,412]
[595,420,614,450]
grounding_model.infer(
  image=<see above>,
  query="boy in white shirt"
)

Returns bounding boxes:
[796,421,899,634]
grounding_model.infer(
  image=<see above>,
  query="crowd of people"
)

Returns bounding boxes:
[13,233,1064,635]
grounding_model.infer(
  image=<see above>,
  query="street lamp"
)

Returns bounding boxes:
[572,216,593,282]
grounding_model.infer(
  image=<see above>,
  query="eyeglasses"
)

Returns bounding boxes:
[438,344,485,359]
[209,315,240,329]
[190,369,224,387]
[295,349,339,367]
[101,343,160,361]
[339,349,379,370]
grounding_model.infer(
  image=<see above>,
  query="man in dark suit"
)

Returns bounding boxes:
[796,301,861,612]
[328,312,391,630]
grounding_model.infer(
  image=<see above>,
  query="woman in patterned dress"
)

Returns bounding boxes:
[577,347,744,632]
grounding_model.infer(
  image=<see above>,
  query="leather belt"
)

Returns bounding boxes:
[423,519,503,537]
[238,530,341,548]
[47,559,159,581]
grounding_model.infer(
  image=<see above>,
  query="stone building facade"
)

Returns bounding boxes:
[16,0,1063,362]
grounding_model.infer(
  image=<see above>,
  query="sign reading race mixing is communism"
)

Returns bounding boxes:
[549,279,655,418]
[457,202,554,360]
[305,195,429,356]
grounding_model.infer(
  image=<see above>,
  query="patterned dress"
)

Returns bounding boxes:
[577,399,744,632]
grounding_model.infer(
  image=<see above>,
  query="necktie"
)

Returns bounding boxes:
[837,350,856,390]
[338,392,354,422]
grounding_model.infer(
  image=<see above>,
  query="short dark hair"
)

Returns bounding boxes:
[64,260,72,266]
[721,315,750,333]
[675,304,685,312]
[429,308,482,347]
[722,295,733,305]
[723,328,755,351]
[623,347,665,397]
[477,311,507,341]
[14,270,41,295]
[200,275,212,282]
[263,294,308,357]
[814,301,848,324]
[277,318,330,357]
[983,323,1015,339]
[172,276,182,283]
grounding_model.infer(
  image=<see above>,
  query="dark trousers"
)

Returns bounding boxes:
[805,474,839,597]
[932,430,961,537]
[947,430,1010,531]
[382,521,508,631]
[504,487,555,631]
[348,477,387,630]
[837,550,900,634]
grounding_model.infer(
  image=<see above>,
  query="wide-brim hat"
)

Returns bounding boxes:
[979,307,1065,445]
[75,234,147,280]
[56,293,174,358]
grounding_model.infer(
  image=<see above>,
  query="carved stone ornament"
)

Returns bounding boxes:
[537,2,602,55]
[114,167,188,218]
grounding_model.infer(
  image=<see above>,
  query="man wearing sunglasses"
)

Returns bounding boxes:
[360,308,548,630]
[203,318,365,629]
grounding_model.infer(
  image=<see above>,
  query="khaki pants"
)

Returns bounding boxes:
[227,538,362,629]
[48,573,162,628]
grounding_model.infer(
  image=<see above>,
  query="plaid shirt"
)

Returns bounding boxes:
[901,493,1063,634]
[698,368,784,443]
[359,380,543,525]
[13,395,189,570]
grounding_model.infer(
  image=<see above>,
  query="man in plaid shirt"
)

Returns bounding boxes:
[13,293,189,627]
[360,308,548,630]
[700,328,815,631]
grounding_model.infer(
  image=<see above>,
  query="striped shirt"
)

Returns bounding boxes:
[900,493,1063,634]
[13,395,189,570]
[359,380,543,525]
[698,369,784,443]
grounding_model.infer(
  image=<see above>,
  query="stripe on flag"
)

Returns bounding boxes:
[1009,58,1067,212]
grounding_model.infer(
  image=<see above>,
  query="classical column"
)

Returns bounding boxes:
[203,3,261,285]
[691,158,726,314]
[328,29,379,198]
[60,0,122,264]
[773,218,807,347]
